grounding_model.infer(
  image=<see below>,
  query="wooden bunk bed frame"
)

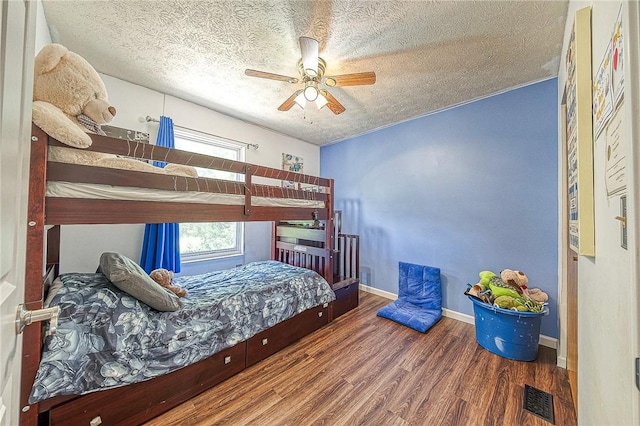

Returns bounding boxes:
[21,124,359,426]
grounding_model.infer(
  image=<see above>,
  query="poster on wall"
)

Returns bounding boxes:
[592,41,614,141]
[605,103,626,196]
[612,4,624,106]
[593,3,625,141]
[568,138,579,250]
[565,7,595,257]
[282,153,303,189]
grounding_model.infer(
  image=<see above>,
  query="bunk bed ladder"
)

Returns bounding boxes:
[333,210,359,282]
[271,208,360,321]
[329,210,360,320]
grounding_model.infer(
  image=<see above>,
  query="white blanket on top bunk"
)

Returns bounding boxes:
[46,182,325,207]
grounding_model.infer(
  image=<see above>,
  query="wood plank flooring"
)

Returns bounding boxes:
[145,292,576,426]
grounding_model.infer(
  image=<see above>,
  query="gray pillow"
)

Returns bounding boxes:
[99,252,182,311]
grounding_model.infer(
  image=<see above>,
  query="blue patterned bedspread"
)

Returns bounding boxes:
[29,260,335,403]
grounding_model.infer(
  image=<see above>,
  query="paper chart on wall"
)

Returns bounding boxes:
[567,124,579,250]
[593,41,614,141]
[611,4,624,107]
[566,27,579,252]
[565,6,595,256]
[605,103,626,196]
[593,4,625,142]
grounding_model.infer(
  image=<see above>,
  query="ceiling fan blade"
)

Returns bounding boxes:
[245,69,299,84]
[325,71,376,87]
[299,36,319,76]
[319,90,345,115]
[278,89,303,111]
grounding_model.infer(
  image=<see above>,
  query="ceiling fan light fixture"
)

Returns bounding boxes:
[315,94,328,109]
[294,91,307,108]
[303,82,319,102]
[245,36,373,115]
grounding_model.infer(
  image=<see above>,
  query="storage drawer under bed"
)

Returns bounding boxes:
[246,303,330,367]
[46,342,247,426]
[331,279,359,320]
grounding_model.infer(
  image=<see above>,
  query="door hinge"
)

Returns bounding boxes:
[636,357,640,391]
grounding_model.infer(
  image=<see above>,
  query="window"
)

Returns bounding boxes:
[173,128,245,261]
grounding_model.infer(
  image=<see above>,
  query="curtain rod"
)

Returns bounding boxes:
[143,116,259,150]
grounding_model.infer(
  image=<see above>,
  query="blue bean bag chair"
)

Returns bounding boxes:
[377,262,442,333]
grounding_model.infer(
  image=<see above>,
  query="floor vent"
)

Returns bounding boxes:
[523,384,554,424]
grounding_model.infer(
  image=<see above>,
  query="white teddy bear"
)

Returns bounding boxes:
[32,43,197,178]
[32,43,116,149]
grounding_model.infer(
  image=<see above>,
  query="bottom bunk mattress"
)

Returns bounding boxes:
[29,260,335,403]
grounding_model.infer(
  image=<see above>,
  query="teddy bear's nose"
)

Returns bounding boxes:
[108,106,116,116]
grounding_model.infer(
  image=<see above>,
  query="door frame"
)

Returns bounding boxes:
[627,0,640,423]
[559,81,577,410]
[0,0,37,425]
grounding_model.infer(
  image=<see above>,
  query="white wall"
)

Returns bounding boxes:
[57,76,320,273]
[35,0,51,49]
[558,2,640,424]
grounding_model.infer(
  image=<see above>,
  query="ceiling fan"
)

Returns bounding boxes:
[245,36,376,115]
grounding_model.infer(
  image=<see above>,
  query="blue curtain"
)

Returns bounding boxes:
[140,116,181,273]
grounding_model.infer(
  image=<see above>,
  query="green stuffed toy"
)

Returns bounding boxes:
[494,295,528,311]
[487,275,522,299]
[478,270,496,286]
[493,295,544,313]
[474,270,545,312]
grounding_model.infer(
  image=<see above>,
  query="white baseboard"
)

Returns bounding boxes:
[359,284,397,300]
[442,308,474,324]
[359,284,557,349]
[556,356,567,369]
[539,335,558,349]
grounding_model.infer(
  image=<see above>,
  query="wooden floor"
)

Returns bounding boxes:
[146,292,576,426]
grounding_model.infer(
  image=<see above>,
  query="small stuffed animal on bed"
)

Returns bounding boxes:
[32,43,116,148]
[149,268,188,298]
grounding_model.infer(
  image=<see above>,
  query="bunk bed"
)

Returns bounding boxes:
[21,124,360,426]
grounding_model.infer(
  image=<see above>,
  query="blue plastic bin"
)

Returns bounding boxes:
[468,296,547,361]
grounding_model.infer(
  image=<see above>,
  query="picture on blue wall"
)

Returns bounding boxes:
[565,6,595,257]
[282,153,303,189]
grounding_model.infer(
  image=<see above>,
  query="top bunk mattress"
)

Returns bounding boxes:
[46,182,325,208]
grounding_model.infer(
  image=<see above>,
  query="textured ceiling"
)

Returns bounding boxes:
[42,0,568,146]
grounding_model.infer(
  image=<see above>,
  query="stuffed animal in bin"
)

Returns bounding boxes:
[486,275,522,299]
[149,268,188,298]
[527,287,549,303]
[500,269,549,303]
[493,295,544,313]
[32,43,116,148]
[493,295,528,311]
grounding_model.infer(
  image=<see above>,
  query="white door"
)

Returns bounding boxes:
[631,1,640,424]
[0,1,36,425]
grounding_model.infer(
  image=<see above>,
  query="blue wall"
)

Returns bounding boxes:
[321,79,559,338]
